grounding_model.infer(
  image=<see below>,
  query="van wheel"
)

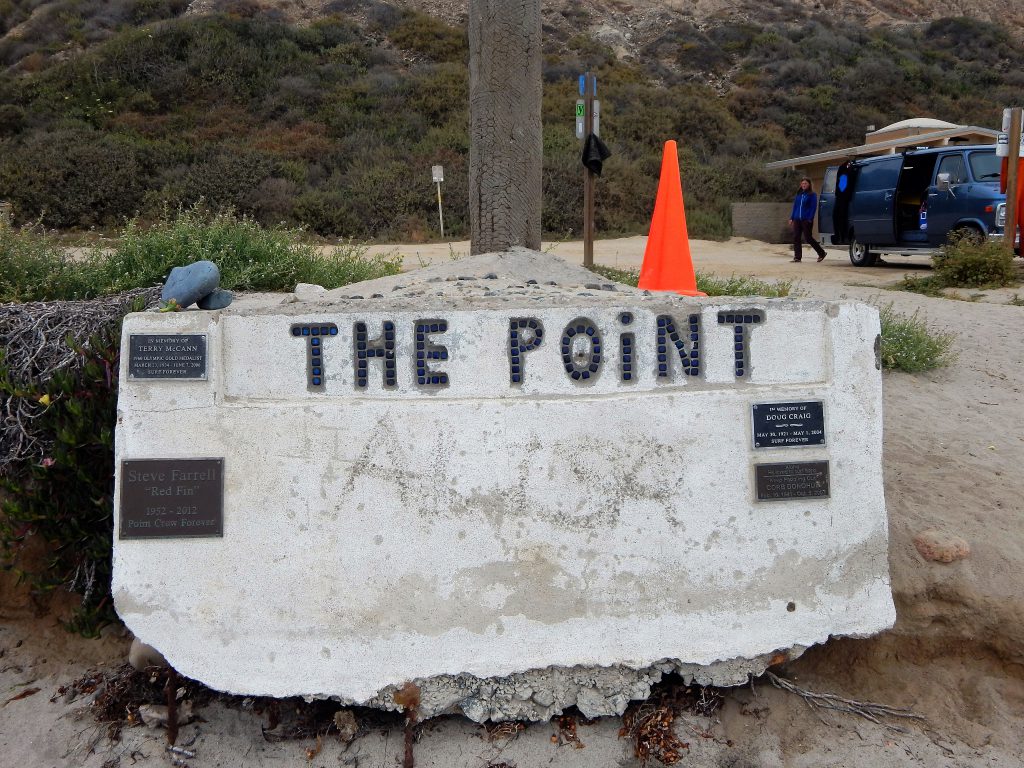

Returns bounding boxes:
[849,238,877,267]
[949,225,984,246]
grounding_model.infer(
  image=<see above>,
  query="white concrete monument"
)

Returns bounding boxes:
[113,249,894,721]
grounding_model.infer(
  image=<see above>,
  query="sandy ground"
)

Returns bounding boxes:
[2,237,1023,767]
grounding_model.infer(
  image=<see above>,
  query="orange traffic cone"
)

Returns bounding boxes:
[638,140,706,296]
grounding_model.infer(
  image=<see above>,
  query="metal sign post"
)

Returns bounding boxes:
[1004,108,1022,255]
[432,165,445,239]
[580,72,597,268]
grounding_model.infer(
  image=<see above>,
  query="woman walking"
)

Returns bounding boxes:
[789,177,827,262]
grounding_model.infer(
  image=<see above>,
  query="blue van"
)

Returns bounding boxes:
[818,145,1008,266]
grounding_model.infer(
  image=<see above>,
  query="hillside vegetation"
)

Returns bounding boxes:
[0,1,1021,240]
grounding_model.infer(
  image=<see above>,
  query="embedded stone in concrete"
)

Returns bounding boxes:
[161,260,220,308]
[113,248,895,721]
[197,288,233,310]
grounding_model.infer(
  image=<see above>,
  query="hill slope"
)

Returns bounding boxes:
[1,1,1021,239]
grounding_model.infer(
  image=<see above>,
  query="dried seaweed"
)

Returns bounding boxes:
[554,714,585,748]
[620,681,723,765]
[0,287,159,470]
[57,662,371,748]
[483,721,526,741]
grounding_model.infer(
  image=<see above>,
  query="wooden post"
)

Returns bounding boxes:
[1006,107,1022,255]
[583,72,595,268]
[436,181,445,240]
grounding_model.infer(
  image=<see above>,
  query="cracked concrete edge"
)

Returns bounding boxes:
[357,647,809,722]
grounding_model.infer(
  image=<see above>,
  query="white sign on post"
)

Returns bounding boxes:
[431,166,445,238]
[593,99,600,137]
[1002,108,1024,153]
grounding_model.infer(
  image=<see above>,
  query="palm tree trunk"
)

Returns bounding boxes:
[468,0,543,254]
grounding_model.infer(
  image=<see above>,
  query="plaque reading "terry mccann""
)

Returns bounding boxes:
[119,458,223,539]
[755,461,830,501]
[129,334,207,380]
[752,401,825,448]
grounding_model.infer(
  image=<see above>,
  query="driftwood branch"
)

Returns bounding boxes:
[765,671,926,733]
[0,287,160,471]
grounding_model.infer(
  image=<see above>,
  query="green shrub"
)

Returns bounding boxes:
[0,224,95,302]
[587,265,793,297]
[1,326,126,634]
[0,209,402,301]
[390,10,466,63]
[897,273,945,297]
[98,209,402,294]
[151,148,273,215]
[932,236,1017,288]
[685,207,732,241]
[878,304,956,372]
[0,128,150,228]
[695,272,794,297]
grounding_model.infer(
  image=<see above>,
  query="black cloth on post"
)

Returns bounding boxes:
[582,134,611,176]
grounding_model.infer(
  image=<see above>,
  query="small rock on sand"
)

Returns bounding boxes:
[129,637,168,670]
[913,529,970,563]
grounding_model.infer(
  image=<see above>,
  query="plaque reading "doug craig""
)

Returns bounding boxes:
[755,461,830,501]
[129,334,207,380]
[119,458,223,539]
[752,401,824,448]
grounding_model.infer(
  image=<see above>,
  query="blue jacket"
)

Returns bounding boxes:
[791,190,818,222]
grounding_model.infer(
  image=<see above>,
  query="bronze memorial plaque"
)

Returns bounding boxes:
[755,461,830,501]
[752,401,825,448]
[119,458,224,539]
[129,334,207,380]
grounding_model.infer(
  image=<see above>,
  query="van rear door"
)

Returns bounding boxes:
[849,156,902,245]
[818,167,837,244]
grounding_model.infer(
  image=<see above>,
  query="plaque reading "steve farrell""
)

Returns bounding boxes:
[119,458,223,539]
[755,461,830,501]
[752,401,825,448]
[129,334,207,380]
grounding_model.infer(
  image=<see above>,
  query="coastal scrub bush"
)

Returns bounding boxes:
[390,10,467,63]
[100,209,402,294]
[878,305,956,372]
[0,129,150,228]
[586,265,794,298]
[0,209,402,301]
[2,211,401,305]
[900,237,1017,296]
[0,322,128,634]
[0,224,94,302]
[932,236,1017,288]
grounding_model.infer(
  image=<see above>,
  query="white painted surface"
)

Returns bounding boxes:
[113,258,894,704]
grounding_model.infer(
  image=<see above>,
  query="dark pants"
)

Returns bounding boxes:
[792,220,826,261]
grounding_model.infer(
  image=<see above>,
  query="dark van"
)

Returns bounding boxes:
[818,145,1008,266]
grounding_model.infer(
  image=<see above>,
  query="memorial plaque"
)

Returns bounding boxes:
[129,334,207,380]
[752,401,825,448]
[120,458,223,539]
[755,461,830,501]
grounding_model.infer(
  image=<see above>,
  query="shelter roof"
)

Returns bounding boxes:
[766,126,999,171]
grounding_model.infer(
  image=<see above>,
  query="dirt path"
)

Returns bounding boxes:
[357,235,1022,304]
[3,238,1023,766]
